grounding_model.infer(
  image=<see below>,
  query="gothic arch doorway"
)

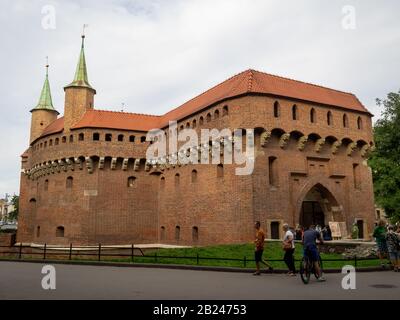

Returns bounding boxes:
[299,184,340,228]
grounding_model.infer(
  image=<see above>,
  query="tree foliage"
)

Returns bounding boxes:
[369,90,400,222]
[8,195,19,221]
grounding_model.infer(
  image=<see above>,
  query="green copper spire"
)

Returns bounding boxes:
[65,33,95,92]
[31,62,58,113]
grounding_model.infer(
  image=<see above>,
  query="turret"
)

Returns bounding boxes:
[30,62,59,143]
[63,31,96,132]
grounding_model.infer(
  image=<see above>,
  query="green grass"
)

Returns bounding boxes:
[107,242,382,269]
[0,242,383,269]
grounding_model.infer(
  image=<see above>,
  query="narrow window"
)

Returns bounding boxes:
[36,226,40,238]
[353,164,361,190]
[274,101,280,118]
[160,177,165,189]
[69,135,74,143]
[357,117,363,130]
[118,134,124,142]
[79,133,84,141]
[128,176,136,187]
[192,119,197,128]
[56,226,65,238]
[292,105,298,120]
[214,109,220,119]
[160,226,166,241]
[44,141,47,148]
[192,226,199,242]
[141,136,146,143]
[49,139,53,146]
[343,114,349,128]
[62,136,66,143]
[217,164,224,178]
[175,173,180,187]
[327,111,333,126]
[269,156,278,187]
[129,135,135,143]
[105,134,112,142]
[175,226,180,241]
[206,113,211,122]
[191,170,198,183]
[199,116,204,125]
[310,108,316,123]
[44,179,49,191]
[223,105,228,116]
[93,133,100,141]
[66,176,73,189]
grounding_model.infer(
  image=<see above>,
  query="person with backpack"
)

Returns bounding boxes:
[386,225,400,272]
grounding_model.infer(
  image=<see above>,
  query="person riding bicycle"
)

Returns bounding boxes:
[302,225,326,282]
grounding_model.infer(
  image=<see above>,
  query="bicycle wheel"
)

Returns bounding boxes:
[300,256,311,284]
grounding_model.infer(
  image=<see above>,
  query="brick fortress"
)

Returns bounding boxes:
[17,34,376,245]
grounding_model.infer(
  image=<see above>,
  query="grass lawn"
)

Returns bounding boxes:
[107,242,382,269]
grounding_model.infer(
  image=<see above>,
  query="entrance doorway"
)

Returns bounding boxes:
[270,221,280,239]
[357,220,364,239]
[301,201,325,228]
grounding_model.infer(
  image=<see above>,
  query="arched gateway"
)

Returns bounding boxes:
[299,183,342,228]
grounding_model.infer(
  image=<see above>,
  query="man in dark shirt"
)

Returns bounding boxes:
[302,225,325,281]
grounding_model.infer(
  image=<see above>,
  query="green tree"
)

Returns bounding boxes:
[369,90,400,223]
[8,195,19,221]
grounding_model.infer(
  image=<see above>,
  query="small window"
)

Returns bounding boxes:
[192,119,197,128]
[141,136,146,143]
[160,226,166,241]
[357,117,363,130]
[36,226,40,238]
[274,101,280,118]
[118,134,124,142]
[129,135,135,143]
[214,110,220,119]
[79,133,84,141]
[62,136,66,143]
[105,134,112,142]
[179,125,184,131]
[186,122,190,128]
[49,139,53,146]
[310,108,316,123]
[56,226,65,238]
[199,116,204,125]
[217,164,224,178]
[128,176,136,187]
[55,138,59,145]
[327,111,333,126]
[292,105,298,120]
[160,177,165,188]
[93,133,100,141]
[192,226,199,242]
[223,105,228,116]
[343,114,349,128]
[206,113,212,122]
[66,176,73,189]
[269,156,278,187]
[191,170,198,183]
[44,141,47,148]
[69,135,74,143]
[44,179,49,191]
[175,226,181,241]
[175,173,180,187]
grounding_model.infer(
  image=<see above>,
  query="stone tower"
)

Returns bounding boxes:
[63,33,96,132]
[30,63,59,143]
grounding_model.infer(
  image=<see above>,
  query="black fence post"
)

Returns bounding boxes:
[69,243,72,260]
[131,244,134,263]
[155,252,157,263]
[43,243,47,260]
[98,244,101,261]
[18,243,22,259]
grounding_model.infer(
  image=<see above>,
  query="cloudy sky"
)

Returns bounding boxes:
[0,0,399,197]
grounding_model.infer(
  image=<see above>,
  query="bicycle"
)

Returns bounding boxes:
[299,250,324,284]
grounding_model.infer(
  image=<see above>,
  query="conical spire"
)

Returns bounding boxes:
[31,61,58,113]
[65,31,95,92]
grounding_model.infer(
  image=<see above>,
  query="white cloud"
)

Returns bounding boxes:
[0,0,399,196]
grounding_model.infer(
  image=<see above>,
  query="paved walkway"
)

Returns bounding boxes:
[0,261,399,300]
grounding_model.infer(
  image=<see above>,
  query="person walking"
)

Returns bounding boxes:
[385,225,400,272]
[282,224,296,276]
[253,221,273,275]
[373,219,388,269]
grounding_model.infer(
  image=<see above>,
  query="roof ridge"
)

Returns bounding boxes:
[247,69,254,92]
[252,69,356,97]
[164,69,250,116]
[92,109,161,117]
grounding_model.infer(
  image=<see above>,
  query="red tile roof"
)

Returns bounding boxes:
[39,69,370,139]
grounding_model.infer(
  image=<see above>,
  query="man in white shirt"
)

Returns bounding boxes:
[283,223,296,275]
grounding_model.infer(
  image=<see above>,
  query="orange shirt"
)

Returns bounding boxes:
[255,228,265,251]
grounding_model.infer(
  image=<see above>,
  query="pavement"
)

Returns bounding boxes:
[0,261,399,300]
